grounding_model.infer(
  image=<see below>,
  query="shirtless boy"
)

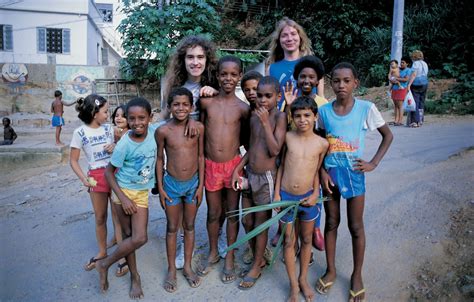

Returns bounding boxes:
[51,90,65,146]
[275,96,328,302]
[232,76,287,289]
[156,87,204,292]
[199,56,250,283]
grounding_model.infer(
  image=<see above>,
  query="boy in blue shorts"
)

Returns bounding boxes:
[155,87,205,292]
[317,63,393,302]
[274,96,328,302]
[51,90,65,145]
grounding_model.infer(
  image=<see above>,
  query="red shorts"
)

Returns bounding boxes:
[205,155,242,192]
[391,88,407,101]
[87,167,111,193]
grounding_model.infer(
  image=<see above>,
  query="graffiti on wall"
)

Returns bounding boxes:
[56,66,104,102]
[2,63,28,84]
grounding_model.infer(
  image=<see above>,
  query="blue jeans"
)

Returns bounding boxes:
[410,84,428,124]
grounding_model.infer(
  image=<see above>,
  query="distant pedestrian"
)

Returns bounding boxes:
[51,90,65,146]
[1,117,17,145]
[389,57,413,126]
[409,50,429,127]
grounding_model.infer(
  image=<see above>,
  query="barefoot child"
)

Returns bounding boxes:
[275,96,328,302]
[99,97,156,299]
[316,63,393,302]
[232,76,287,289]
[51,90,65,146]
[156,87,204,292]
[283,55,327,252]
[198,56,250,283]
[69,95,115,271]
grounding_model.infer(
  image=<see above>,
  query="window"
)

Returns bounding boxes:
[96,3,113,23]
[37,27,70,54]
[0,24,13,51]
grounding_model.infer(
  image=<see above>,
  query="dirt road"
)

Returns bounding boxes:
[1,115,473,301]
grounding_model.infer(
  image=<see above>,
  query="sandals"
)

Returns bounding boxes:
[349,288,366,302]
[197,255,220,276]
[238,272,261,290]
[183,272,201,288]
[115,261,129,277]
[221,267,237,284]
[163,277,177,293]
[316,277,334,295]
[84,256,106,271]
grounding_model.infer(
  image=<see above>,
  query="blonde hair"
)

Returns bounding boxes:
[411,50,424,61]
[266,17,313,67]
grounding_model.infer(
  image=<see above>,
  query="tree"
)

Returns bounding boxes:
[118,0,221,82]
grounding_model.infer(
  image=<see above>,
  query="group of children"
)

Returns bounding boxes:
[70,54,392,302]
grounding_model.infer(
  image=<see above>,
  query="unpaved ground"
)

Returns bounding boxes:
[1,114,473,302]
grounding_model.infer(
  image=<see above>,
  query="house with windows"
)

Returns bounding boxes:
[0,0,124,66]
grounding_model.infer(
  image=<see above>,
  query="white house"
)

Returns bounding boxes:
[0,0,123,66]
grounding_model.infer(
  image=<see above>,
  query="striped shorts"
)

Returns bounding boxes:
[247,167,276,205]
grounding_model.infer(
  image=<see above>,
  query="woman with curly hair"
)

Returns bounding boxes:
[266,17,325,110]
[161,35,219,121]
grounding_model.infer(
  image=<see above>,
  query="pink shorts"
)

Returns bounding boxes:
[205,155,242,192]
[87,168,110,193]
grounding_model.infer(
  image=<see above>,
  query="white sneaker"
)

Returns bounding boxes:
[175,234,184,269]
[218,230,227,258]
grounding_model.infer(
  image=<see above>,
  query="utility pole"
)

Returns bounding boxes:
[390,0,404,64]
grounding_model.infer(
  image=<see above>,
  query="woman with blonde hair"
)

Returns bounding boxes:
[409,50,429,127]
[266,17,325,110]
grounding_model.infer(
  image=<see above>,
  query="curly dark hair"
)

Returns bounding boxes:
[162,35,218,103]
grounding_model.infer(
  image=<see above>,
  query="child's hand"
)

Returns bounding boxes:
[200,86,218,97]
[103,143,115,154]
[320,169,334,194]
[353,158,377,172]
[231,170,242,191]
[185,118,199,138]
[255,107,269,125]
[283,81,298,106]
[300,193,318,207]
[158,188,171,210]
[273,193,281,212]
[122,198,138,215]
[82,177,93,188]
[194,186,203,207]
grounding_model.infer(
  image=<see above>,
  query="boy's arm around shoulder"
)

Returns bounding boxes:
[155,125,171,209]
[194,122,205,206]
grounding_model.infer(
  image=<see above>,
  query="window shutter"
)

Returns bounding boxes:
[4,25,12,51]
[37,27,46,53]
[62,29,70,54]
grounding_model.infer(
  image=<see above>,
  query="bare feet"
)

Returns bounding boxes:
[164,271,177,293]
[55,142,65,147]
[287,286,300,302]
[299,278,315,301]
[197,253,220,276]
[95,258,109,293]
[130,273,144,299]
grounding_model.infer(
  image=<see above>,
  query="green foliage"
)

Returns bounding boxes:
[216,50,266,71]
[425,72,474,115]
[118,0,221,82]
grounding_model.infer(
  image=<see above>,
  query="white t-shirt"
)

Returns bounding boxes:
[412,60,429,78]
[70,124,114,170]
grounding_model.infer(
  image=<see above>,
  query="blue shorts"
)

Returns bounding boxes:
[163,172,199,206]
[328,167,365,199]
[280,190,320,223]
[52,116,64,127]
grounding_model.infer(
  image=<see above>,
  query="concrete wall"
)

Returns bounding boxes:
[0,63,120,121]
